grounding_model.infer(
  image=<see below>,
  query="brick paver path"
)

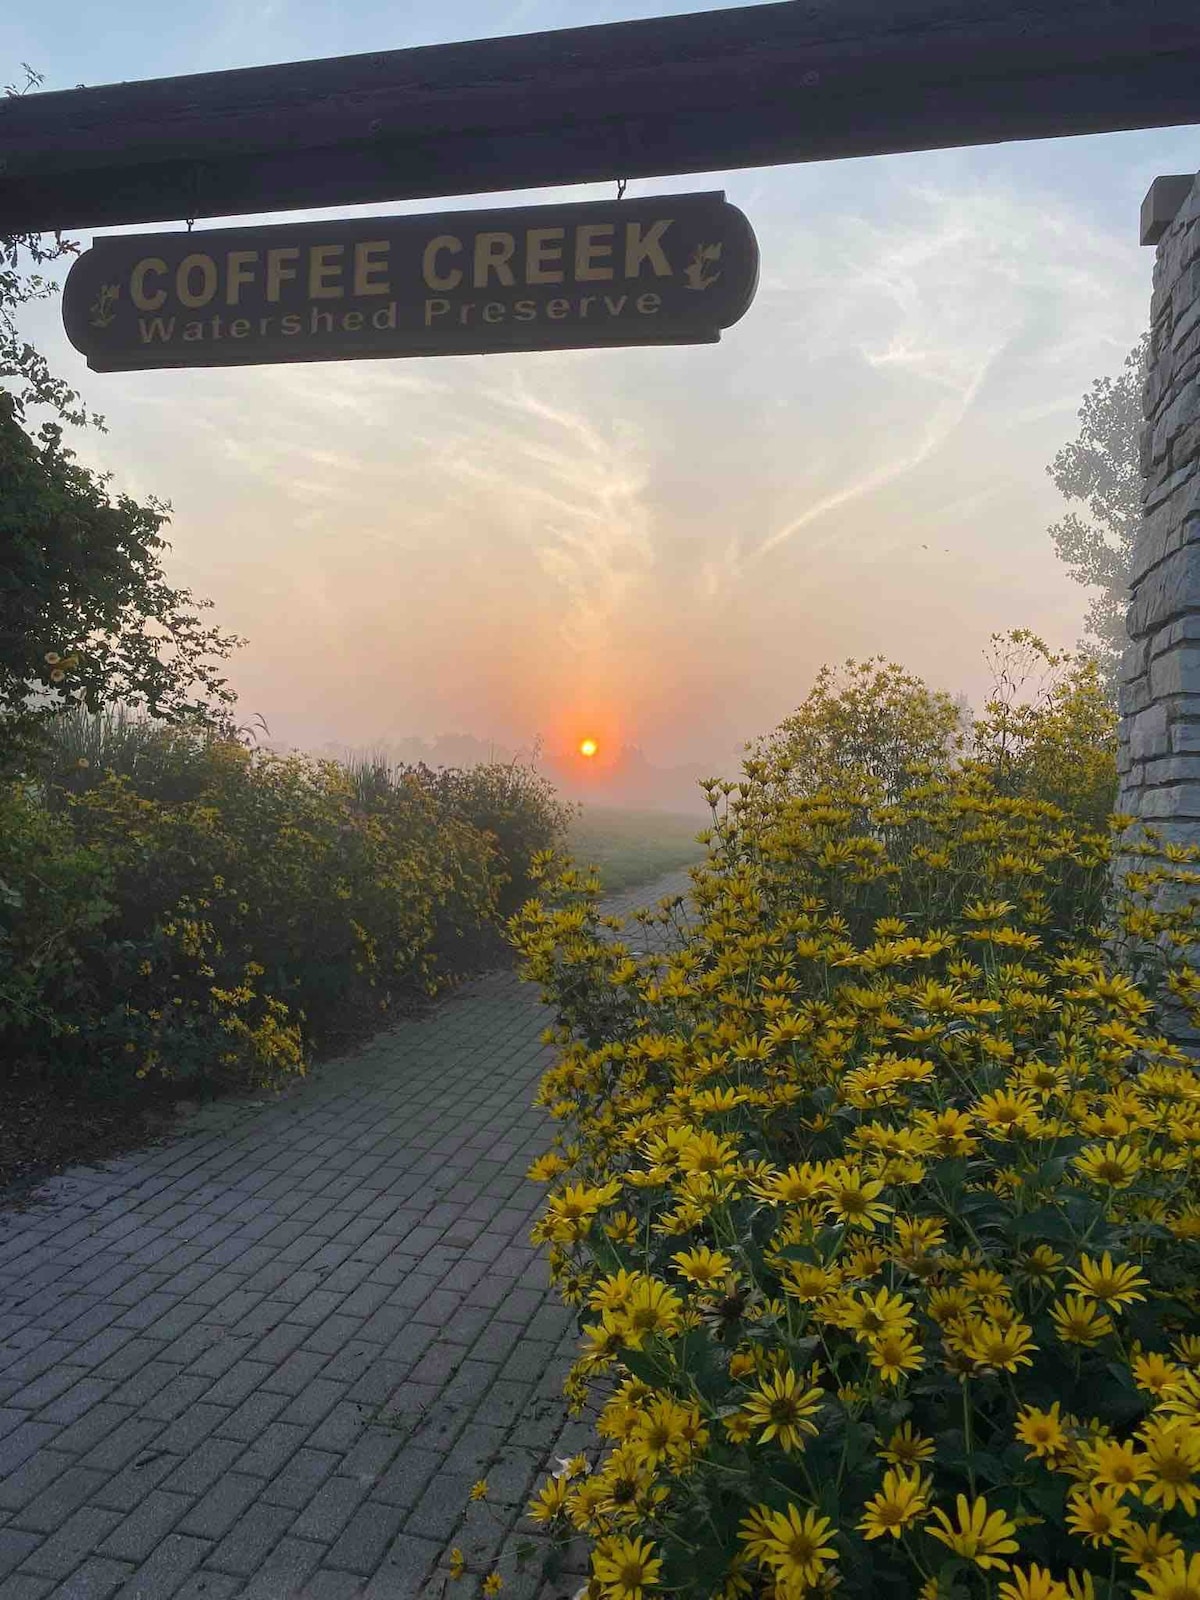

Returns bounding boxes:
[0,870,694,1600]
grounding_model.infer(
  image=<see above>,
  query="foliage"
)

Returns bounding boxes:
[1,66,239,768]
[508,656,1199,1600]
[0,722,541,1092]
[972,632,1118,831]
[341,749,572,916]
[0,393,242,766]
[1047,336,1148,699]
[746,658,965,804]
[2,69,98,431]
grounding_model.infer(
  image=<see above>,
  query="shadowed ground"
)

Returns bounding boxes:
[0,870,693,1600]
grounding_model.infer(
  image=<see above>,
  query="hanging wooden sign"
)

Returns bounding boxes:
[62,192,758,372]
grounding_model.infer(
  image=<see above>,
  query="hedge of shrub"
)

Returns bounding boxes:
[1,714,568,1093]
[510,644,1200,1600]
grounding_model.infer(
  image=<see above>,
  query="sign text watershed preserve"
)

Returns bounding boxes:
[63,193,759,371]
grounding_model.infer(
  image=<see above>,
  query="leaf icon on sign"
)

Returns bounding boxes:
[683,243,723,291]
[89,283,120,328]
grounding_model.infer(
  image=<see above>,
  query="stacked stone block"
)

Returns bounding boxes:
[1119,171,1200,838]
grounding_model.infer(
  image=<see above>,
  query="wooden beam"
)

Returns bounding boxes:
[3,0,1199,234]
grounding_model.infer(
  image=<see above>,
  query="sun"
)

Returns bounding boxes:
[579,738,598,758]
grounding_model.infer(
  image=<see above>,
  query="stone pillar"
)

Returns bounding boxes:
[1118,173,1200,837]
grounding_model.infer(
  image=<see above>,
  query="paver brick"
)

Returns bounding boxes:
[165,1572,239,1600]
[20,1507,124,1580]
[78,1420,163,1476]
[202,1503,292,1577]
[0,1530,42,1580]
[258,1448,339,1512]
[0,1450,73,1515]
[194,1362,272,1410]
[11,1463,108,1533]
[97,1492,193,1563]
[286,1571,361,1600]
[371,1446,443,1510]
[158,1438,243,1499]
[176,1473,265,1541]
[211,1392,288,1445]
[362,1532,440,1600]
[288,1476,368,1543]
[235,1536,323,1600]
[110,1533,210,1600]
[42,1560,133,1600]
[0,1578,52,1600]
[304,1403,367,1455]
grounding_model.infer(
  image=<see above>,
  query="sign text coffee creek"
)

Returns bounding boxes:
[63,193,759,371]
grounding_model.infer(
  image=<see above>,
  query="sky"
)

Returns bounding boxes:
[5,1,1199,802]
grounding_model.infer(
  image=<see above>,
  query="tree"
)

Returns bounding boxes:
[1047,332,1147,699]
[0,398,242,762]
[1,65,241,767]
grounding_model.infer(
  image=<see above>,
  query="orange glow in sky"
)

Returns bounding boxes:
[579,738,598,758]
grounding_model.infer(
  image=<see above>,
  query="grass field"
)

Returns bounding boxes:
[564,805,708,892]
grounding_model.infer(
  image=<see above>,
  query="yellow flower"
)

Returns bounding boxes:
[1019,1245,1065,1285]
[837,1287,916,1342]
[822,1164,892,1230]
[1119,1522,1181,1571]
[1132,1550,1200,1600]
[589,1270,642,1313]
[1157,1369,1200,1423]
[1066,1252,1148,1309]
[469,1478,489,1500]
[1065,1485,1133,1547]
[1050,1294,1115,1347]
[447,1547,465,1580]
[973,1088,1039,1136]
[592,1536,662,1599]
[998,1566,1069,1600]
[671,1246,733,1285]
[878,1421,935,1466]
[1073,1141,1143,1188]
[528,1475,571,1523]
[632,1398,695,1468]
[482,1575,503,1597]
[527,1152,570,1182]
[858,1468,932,1539]
[610,1278,684,1348]
[867,1328,923,1383]
[961,1267,1008,1296]
[1138,1418,1200,1515]
[745,1504,838,1589]
[1084,1439,1153,1496]
[1132,1351,1185,1398]
[780,1261,839,1302]
[1015,1403,1071,1462]
[741,1368,824,1452]
[958,1316,1037,1373]
[604,1211,640,1245]
[927,1494,1019,1570]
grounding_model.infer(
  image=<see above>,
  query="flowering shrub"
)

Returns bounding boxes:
[344,751,574,918]
[511,662,1199,1600]
[1,723,565,1092]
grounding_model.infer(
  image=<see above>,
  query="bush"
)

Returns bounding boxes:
[510,659,1199,1600]
[1,722,526,1092]
[343,750,572,917]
